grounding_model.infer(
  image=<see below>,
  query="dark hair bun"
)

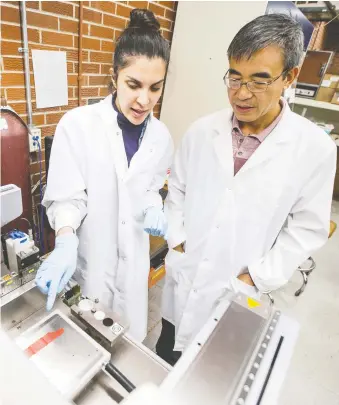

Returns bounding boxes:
[128,9,160,32]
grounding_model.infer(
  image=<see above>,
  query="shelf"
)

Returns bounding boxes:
[292,97,339,112]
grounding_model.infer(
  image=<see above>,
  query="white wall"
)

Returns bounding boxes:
[160,1,268,147]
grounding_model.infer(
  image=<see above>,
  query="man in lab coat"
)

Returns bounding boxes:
[156,14,337,365]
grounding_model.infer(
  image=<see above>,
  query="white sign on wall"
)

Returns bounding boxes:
[32,50,68,109]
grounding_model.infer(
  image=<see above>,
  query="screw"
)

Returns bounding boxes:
[95,298,99,304]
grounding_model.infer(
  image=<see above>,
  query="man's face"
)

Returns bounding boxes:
[115,56,166,125]
[227,45,294,123]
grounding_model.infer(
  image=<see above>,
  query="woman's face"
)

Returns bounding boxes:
[115,56,167,125]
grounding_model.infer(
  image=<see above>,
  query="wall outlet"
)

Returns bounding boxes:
[29,127,42,153]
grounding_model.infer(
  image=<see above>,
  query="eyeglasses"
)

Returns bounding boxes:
[223,69,287,93]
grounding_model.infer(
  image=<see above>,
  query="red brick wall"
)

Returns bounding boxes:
[0,1,177,221]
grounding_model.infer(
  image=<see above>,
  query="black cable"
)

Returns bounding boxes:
[256,336,284,405]
[105,362,136,393]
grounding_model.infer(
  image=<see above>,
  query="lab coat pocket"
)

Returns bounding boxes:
[165,249,186,282]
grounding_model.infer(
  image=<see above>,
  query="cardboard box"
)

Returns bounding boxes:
[321,74,339,89]
[331,91,339,105]
[316,87,335,102]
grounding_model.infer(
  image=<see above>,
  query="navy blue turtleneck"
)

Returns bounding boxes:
[112,95,145,167]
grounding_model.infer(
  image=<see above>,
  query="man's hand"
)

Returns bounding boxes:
[237,273,255,286]
[173,242,185,253]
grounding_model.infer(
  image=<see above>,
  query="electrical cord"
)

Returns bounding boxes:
[33,136,45,255]
[104,362,136,393]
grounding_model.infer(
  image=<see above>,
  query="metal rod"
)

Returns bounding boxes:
[78,1,84,106]
[19,1,33,128]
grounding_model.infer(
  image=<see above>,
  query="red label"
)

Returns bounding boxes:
[24,328,65,358]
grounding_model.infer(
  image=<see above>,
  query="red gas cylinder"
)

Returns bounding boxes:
[1,107,33,234]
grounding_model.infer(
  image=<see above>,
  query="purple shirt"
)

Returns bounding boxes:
[112,96,144,167]
[232,99,286,175]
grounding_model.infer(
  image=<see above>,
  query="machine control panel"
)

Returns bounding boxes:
[71,299,128,347]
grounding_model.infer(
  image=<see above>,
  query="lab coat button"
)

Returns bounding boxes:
[122,221,125,225]
[193,289,198,293]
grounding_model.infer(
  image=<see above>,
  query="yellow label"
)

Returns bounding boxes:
[28,268,35,273]
[247,297,260,309]
[6,280,13,286]
[3,275,11,281]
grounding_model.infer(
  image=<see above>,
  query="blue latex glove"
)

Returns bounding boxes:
[144,207,168,238]
[35,233,79,311]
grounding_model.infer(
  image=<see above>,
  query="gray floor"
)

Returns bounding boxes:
[144,200,339,405]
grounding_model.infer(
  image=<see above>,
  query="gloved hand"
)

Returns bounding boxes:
[144,207,168,238]
[35,233,79,311]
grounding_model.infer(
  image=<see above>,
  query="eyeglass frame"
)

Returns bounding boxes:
[223,69,288,93]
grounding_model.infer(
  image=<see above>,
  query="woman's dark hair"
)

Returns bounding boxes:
[113,8,170,76]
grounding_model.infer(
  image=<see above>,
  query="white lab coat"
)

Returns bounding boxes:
[163,102,337,351]
[43,95,173,342]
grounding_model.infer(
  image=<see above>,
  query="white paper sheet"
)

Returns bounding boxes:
[32,50,68,109]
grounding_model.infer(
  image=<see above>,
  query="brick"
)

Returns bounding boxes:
[91,24,114,40]
[41,1,74,17]
[27,10,59,29]
[101,40,115,53]
[1,1,19,5]
[2,72,25,87]
[1,5,20,24]
[90,1,116,14]
[90,51,112,63]
[46,112,65,124]
[9,102,27,114]
[82,37,101,51]
[162,30,172,41]
[41,125,57,137]
[81,87,99,97]
[114,29,123,40]
[99,87,109,97]
[101,64,112,74]
[26,1,40,9]
[103,14,126,30]
[68,74,79,86]
[1,41,21,56]
[82,63,101,74]
[157,16,171,30]
[116,3,133,19]
[148,2,165,17]
[165,8,175,20]
[31,159,47,174]
[128,1,148,8]
[82,23,89,36]
[68,88,74,98]
[67,62,73,73]
[73,35,79,48]
[3,57,24,71]
[67,49,88,61]
[73,62,79,74]
[1,24,21,41]
[88,75,107,86]
[83,7,102,24]
[42,31,73,47]
[28,28,40,43]
[158,1,176,9]
[60,18,78,33]
[62,99,79,110]
[6,87,26,100]
[32,114,45,126]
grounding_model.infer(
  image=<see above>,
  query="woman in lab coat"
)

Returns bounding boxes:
[35,9,173,342]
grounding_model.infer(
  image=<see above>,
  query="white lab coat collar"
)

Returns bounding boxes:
[211,100,294,176]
